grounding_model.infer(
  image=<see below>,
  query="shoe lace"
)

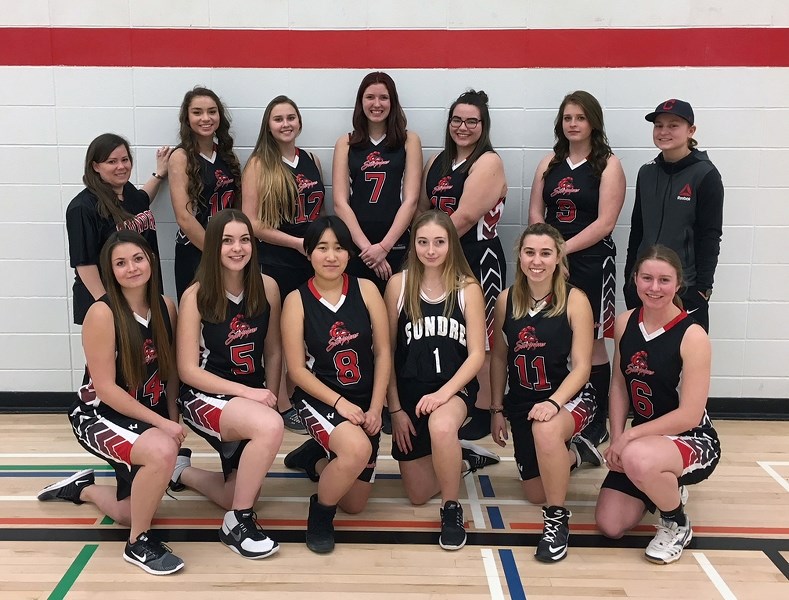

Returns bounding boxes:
[651,521,679,548]
[542,513,565,543]
[237,511,267,540]
[442,504,463,528]
[137,534,172,558]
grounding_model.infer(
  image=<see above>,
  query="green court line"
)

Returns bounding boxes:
[100,515,115,525]
[0,465,113,471]
[48,544,98,600]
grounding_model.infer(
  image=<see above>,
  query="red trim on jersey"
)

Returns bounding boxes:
[307,273,350,302]
[2,28,789,67]
[638,307,688,333]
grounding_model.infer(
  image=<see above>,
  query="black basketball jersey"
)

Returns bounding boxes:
[297,274,374,406]
[348,137,407,247]
[501,289,575,417]
[260,149,325,267]
[176,149,237,246]
[78,296,173,418]
[619,308,714,430]
[542,158,614,256]
[425,151,505,246]
[394,275,478,396]
[197,291,271,389]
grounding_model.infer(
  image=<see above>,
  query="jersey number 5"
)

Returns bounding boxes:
[230,343,255,376]
[334,349,361,385]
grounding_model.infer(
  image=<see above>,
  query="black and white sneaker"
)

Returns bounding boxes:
[645,516,693,564]
[123,531,184,575]
[37,469,94,504]
[219,509,279,559]
[570,435,604,468]
[281,407,308,434]
[460,440,500,475]
[458,407,491,441]
[581,420,609,446]
[439,500,467,550]
[169,448,192,492]
[535,505,571,563]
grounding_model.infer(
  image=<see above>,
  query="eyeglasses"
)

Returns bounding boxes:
[449,116,481,130]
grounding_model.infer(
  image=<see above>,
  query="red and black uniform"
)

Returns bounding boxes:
[66,184,161,325]
[175,150,238,300]
[259,149,325,299]
[425,152,506,348]
[69,296,172,499]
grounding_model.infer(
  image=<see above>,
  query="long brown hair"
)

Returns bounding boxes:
[349,72,407,149]
[401,210,477,323]
[195,209,267,323]
[545,90,613,179]
[245,95,301,229]
[632,244,685,309]
[83,133,135,225]
[177,86,242,214]
[440,89,495,175]
[511,223,569,319]
[98,230,173,390]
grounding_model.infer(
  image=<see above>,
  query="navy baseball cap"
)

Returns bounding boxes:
[645,99,694,125]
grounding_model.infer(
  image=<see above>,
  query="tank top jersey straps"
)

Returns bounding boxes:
[619,308,714,431]
[78,295,173,418]
[542,158,614,256]
[298,273,375,404]
[197,291,270,389]
[348,136,408,248]
[395,272,477,392]
[501,289,573,414]
[425,151,505,245]
[176,148,238,245]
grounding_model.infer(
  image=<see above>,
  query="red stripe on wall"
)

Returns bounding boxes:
[3,27,789,68]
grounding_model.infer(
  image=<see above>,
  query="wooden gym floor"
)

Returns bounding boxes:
[1,415,788,599]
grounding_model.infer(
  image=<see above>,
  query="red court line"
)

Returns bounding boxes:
[2,27,788,68]
[511,522,789,536]
[0,518,97,525]
[152,517,440,529]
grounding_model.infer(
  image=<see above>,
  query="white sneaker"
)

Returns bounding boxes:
[644,517,692,564]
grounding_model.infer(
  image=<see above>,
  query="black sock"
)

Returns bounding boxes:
[589,362,611,423]
[660,503,687,527]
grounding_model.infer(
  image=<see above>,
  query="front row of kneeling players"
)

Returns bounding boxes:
[37,209,719,574]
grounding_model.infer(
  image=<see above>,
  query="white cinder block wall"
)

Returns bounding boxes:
[0,1,787,400]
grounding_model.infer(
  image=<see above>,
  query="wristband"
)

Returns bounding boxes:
[389,408,403,414]
[152,172,165,180]
[489,407,504,414]
[333,395,343,409]
[545,398,561,413]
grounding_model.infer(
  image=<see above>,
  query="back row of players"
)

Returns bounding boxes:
[47,72,722,574]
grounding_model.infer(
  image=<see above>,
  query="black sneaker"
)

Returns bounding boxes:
[381,410,392,435]
[535,506,571,562]
[580,420,609,446]
[570,435,604,468]
[460,440,500,475]
[123,531,184,575]
[439,500,467,550]
[37,469,94,504]
[219,509,279,559]
[458,407,491,441]
[284,438,325,482]
[281,407,308,434]
[169,448,192,492]
[306,494,336,554]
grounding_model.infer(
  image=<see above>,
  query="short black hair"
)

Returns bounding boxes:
[303,216,357,257]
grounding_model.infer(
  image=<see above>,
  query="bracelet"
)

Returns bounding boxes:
[379,242,391,252]
[545,398,561,413]
[152,172,166,180]
[333,395,343,409]
[389,408,403,415]
[489,406,504,414]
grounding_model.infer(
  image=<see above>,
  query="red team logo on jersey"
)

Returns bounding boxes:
[550,177,580,197]
[226,314,259,345]
[214,170,234,191]
[625,350,654,375]
[432,176,453,195]
[326,321,359,351]
[119,210,157,234]
[361,151,390,170]
[295,173,318,194]
[143,339,158,365]
[514,326,547,351]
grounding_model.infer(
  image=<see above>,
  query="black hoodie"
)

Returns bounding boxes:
[624,149,724,291]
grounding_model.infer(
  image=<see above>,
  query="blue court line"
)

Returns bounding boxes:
[487,506,505,529]
[498,549,527,600]
[478,474,495,497]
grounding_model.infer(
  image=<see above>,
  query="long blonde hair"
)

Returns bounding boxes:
[511,223,569,320]
[402,211,477,322]
[245,95,302,229]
